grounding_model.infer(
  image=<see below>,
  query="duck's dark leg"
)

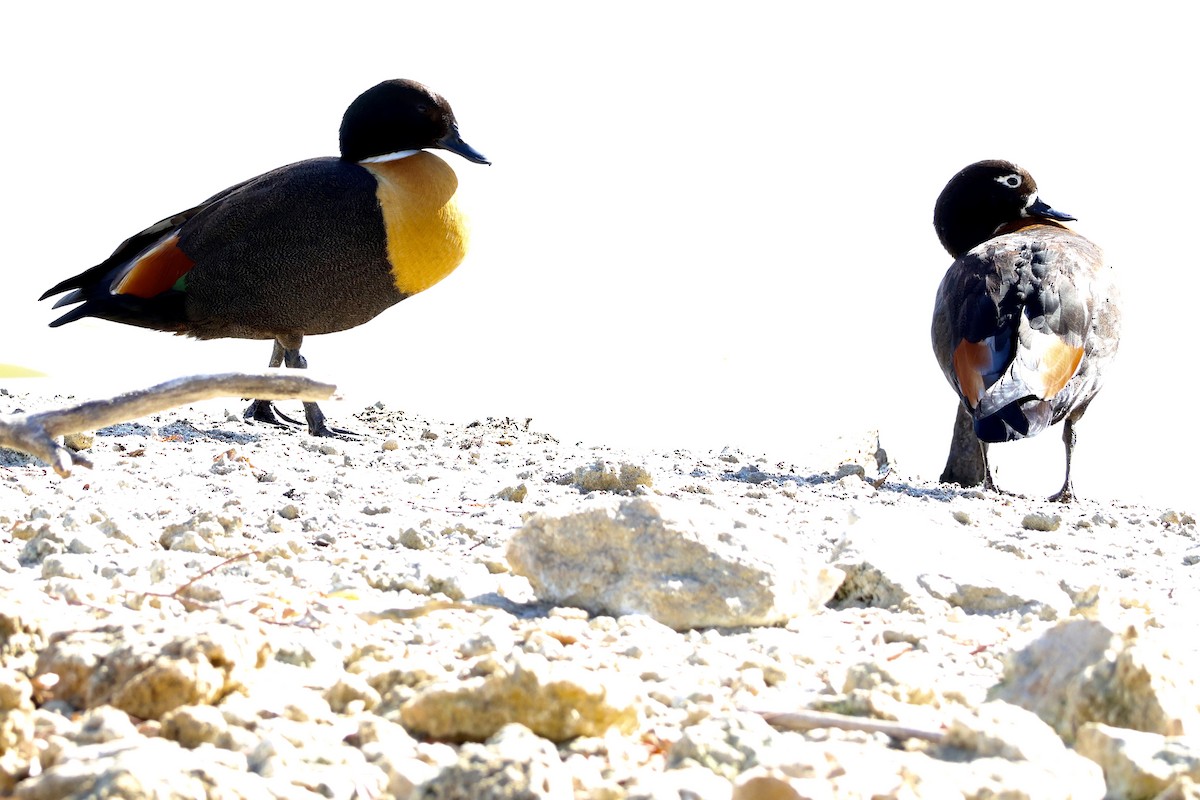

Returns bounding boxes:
[978,439,999,493]
[1048,419,1077,503]
[276,343,352,437]
[940,402,988,486]
[244,340,300,427]
[244,336,354,437]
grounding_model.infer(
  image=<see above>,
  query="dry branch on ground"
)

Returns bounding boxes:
[0,372,335,477]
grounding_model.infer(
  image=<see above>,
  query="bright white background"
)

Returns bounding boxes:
[1,3,1195,508]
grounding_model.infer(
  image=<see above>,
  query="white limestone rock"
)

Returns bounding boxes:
[507,497,842,630]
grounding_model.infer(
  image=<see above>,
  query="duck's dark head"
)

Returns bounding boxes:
[934,159,1074,258]
[339,79,490,165]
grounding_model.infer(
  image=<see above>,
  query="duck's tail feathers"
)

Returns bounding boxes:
[973,394,1054,443]
[47,293,189,333]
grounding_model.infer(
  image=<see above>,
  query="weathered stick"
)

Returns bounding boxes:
[0,372,336,477]
[754,707,947,744]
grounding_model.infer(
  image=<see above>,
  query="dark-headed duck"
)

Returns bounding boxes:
[931,160,1120,502]
[42,79,490,436]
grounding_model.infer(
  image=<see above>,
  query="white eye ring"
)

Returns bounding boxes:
[995,174,1022,189]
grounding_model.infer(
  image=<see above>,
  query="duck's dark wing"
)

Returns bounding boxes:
[40,158,394,338]
[40,175,261,331]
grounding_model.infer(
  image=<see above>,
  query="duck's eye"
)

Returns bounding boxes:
[416,104,430,115]
[995,174,1022,189]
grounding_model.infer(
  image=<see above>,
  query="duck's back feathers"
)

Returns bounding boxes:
[44,157,405,340]
[179,157,399,339]
[933,222,1119,443]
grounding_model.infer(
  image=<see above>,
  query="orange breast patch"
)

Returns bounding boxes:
[361,152,469,297]
[114,235,193,298]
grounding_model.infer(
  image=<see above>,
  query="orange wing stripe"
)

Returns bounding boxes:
[952,340,990,409]
[115,235,193,298]
[1038,340,1084,399]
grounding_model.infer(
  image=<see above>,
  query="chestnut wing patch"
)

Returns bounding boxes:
[114,235,194,297]
[952,339,990,409]
[1035,337,1084,400]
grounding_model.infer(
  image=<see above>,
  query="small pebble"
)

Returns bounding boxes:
[62,432,95,451]
[1021,512,1061,532]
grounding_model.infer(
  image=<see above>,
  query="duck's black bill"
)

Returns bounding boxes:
[1029,198,1076,222]
[437,128,491,165]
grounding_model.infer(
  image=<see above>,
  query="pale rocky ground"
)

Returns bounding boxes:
[2,385,1200,799]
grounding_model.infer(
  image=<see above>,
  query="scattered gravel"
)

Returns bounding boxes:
[2,388,1199,799]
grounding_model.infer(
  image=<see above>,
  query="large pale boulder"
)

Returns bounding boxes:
[507,498,842,630]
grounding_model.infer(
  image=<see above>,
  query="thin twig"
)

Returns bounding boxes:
[145,552,258,600]
[0,372,336,477]
[753,707,947,744]
[139,551,321,626]
[358,601,494,624]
